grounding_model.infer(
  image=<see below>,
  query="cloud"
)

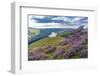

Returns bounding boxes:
[29,22,80,29]
[29,22,62,28]
[52,16,71,22]
[29,15,88,29]
[29,18,38,27]
[71,17,88,27]
[48,32,58,37]
[29,16,38,23]
[80,18,88,23]
[30,15,46,20]
[72,17,83,23]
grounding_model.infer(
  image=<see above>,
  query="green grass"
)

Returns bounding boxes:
[59,31,71,38]
[28,36,64,50]
[72,53,80,58]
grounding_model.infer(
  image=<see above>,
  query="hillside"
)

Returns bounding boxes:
[28,26,88,60]
[28,36,64,51]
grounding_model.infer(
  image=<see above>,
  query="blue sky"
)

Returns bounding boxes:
[29,15,88,29]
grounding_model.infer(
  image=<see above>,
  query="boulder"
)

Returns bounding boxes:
[45,45,56,53]
[79,49,88,58]
[64,48,77,59]
[53,48,65,59]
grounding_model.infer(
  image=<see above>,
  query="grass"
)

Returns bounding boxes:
[72,53,80,58]
[28,36,64,50]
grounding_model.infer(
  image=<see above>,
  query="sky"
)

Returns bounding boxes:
[28,15,88,29]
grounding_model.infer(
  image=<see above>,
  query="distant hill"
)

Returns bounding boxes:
[28,28,75,44]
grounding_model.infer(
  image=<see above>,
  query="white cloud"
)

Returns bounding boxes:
[31,19,37,23]
[71,17,88,27]
[82,19,88,23]
[31,16,46,19]
[48,32,57,38]
[72,17,83,23]
[52,17,71,22]
[29,16,38,23]
[29,21,80,29]
[29,22,62,28]
[29,19,38,27]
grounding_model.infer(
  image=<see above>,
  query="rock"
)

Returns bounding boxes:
[45,45,56,53]
[72,44,82,52]
[64,48,77,59]
[79,49,88,58]
[33,48,44,53]
[59,40,68,45]
[28,53,48,60]
[53,48,65,59]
